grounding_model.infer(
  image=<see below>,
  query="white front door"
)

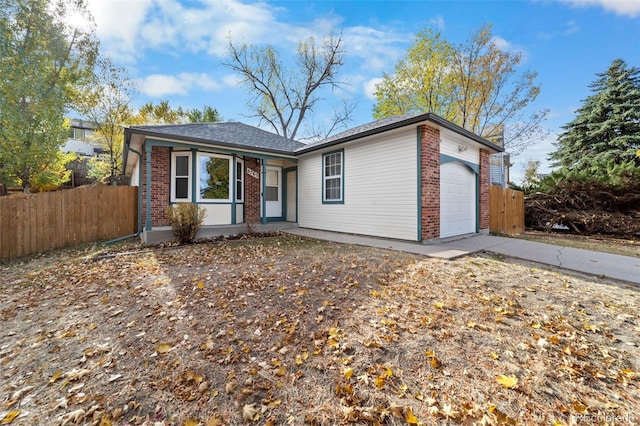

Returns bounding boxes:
[286,170,297,222]
[265,166,282,218]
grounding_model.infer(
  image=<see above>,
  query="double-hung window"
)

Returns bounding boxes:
[198,153,231,202]
[236,159,244,202]
[171,151,192,202]
[323,150,343,203]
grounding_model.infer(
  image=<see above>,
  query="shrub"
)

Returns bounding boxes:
[166,203,207,244]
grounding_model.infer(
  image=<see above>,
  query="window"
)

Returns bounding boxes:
[266,169,279,201]
[236,159,244,202]
[171,152,191,202]
[198,153,231,201]
[323,151,343,203]
[68,127,85,140]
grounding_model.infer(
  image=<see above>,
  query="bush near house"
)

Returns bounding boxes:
[166,202,207,244]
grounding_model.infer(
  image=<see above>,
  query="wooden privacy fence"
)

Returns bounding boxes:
[0,185,137,260]
[489,185,524,235]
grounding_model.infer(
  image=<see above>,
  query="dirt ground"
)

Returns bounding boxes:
[1,234,638,425]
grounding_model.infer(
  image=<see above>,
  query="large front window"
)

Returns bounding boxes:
[198,154,231,201]
[323,150,343,203]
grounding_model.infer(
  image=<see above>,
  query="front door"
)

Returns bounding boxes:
[265,166,282,218]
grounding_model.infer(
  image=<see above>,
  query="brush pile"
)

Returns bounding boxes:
[525,182,640,237]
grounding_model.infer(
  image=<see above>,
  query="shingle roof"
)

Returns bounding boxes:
[127,122,304,154]
[296,112,504,154]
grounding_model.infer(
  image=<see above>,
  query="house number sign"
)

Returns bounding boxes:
[247,168,260,179]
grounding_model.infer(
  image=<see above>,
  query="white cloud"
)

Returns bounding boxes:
[137,72,220,97]
[363,77,384,101]
[87,0,408,71]
[537,19,581,41]
[342,25,408,72]
[491,35,531,63]
[564,19,580,34]
[491,35,512,51]
[560,0,640,17]
[86,0,153,62]
[221,73,244,88]
[429,15,446,31]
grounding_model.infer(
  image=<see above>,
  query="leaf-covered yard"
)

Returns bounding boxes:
[1,234,638,425]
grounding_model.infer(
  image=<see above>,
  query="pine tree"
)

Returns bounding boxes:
[550,59,640,179]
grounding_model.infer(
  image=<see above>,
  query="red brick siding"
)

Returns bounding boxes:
[141,146,170,227]
[479,149,490,230]
[420,125,440,240]
[244,156,261,224]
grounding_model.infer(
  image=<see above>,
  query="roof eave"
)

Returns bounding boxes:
[295,113,504,154]
[125,127,300,157]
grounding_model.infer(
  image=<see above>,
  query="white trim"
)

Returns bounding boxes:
[235,158,244,202]
[323,151,343,202]
[170,151,192,202]
[196,152,233,203]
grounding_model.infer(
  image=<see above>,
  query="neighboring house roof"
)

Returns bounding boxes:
[296,112,504,154]
[127,122,305,154]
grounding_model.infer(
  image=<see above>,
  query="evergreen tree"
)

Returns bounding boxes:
[550,59,640,180]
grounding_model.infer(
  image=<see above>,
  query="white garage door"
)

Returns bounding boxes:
[440,162,476,238]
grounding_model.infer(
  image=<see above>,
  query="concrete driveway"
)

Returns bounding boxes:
[285,229,640,285]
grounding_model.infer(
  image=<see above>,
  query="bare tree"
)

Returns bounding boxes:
[224,33,350,141]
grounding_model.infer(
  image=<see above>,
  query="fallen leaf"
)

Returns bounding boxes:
[242,403,259,422]
[1,411,20,424]
[184,419,200,426]
[344,367,354,379]
[404,406,418,424]
[206,416,222,426]
[49,370,62,384]
[156,343,172,354]
[496,374,518,389]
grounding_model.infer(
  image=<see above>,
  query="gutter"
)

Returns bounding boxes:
[295,112,504,155]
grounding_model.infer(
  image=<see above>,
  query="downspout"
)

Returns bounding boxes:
[101,139,143,245]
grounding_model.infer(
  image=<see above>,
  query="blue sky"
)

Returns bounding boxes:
[85,0,640,183]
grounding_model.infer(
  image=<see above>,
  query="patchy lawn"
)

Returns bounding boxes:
[1,234,638,426]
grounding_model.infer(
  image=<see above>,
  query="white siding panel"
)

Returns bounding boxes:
[201,204,232,225]
[236,204,244,223]
[298,128,418,241]
[130,162,139,187]
[440,128,479,164]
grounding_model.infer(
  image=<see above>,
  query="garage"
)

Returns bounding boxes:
[440,162,476,238]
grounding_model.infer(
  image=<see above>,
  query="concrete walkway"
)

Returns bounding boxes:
[285,228,640,285]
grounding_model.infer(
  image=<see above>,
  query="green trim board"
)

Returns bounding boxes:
[261,160,267,224]
[416,126,423,242]
[321,149,345,204]
[231,154,237,224]
[145,143,153,231]
[190,148,197,203]
[439,154,479,174]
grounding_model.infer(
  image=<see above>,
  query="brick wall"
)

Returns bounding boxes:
[420,125,440,241]
[479,149,490,230]
[141,146,170,227]
[244,156,261,224]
